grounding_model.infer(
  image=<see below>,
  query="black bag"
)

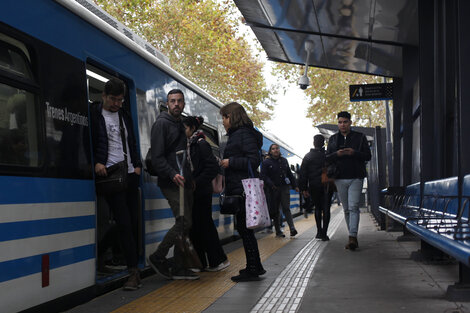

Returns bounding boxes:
[145,148,158,176]
[95,161,128,195]
[219,193,244,215]
[95,112,128,195]
[326,163,339,179]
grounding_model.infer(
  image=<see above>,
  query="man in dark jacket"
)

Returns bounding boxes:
[326,111,371,251]
[90,78,142,290]
[261,144,298,237]
[147,89,198,280]
[299,135,332,241]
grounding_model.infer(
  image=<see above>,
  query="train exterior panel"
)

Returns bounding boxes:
[0,1,300,311]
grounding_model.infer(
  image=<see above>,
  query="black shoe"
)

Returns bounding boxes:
[276,232,285,238]
[148,254,171,279]
[290,229,298,237]
[239,268,266,276]
[322,235,330,241]
[231,271,260,282]
[315,231,323,239]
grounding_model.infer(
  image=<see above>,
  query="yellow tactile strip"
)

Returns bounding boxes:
[112,214,319,313]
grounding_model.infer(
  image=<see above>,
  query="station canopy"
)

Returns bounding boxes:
[233,0,418,78]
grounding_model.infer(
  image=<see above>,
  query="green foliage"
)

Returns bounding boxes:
[94,0,274,126]
[272,64,391,127]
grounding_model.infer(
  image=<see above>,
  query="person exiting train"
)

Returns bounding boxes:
[90,78,142,290]
[326,111,371,251]
[147,89,199,280]
[183,116,230,272]
[219,102,266,282]
[299,135,333,241]
[261,144,299,238]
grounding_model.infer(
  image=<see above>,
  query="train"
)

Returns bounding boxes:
[0,0,302,312]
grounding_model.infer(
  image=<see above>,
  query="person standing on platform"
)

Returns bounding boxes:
[261,144,299,238]
[299,135,333,241]
[219,102,266,282]
[90,78,142,290]
[326,111,371,251]
[147,89,199,280]
[184,116,230,272]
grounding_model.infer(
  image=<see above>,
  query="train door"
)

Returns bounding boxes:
[85,63,143,282]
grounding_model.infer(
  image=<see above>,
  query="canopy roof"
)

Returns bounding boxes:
[234,0,418,77]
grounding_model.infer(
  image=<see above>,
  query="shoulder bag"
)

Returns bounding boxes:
[95,112,128,195]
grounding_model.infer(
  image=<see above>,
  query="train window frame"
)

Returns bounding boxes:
[0,32,43,170]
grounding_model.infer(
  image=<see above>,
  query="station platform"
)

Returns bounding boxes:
[67,206,468,313]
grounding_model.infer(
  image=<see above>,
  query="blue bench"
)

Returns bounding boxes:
[379,182,421,225]
[380,175,470,300]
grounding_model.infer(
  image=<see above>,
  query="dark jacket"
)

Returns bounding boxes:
[222,126,263,196]
[299,148,326,190]
[261,156,297,190]
[150,111,190,188]
[325,130,371,179]
[189,135,219,194]
[89,102,142,169]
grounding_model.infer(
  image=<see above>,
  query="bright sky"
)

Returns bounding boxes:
[263,78,319,158]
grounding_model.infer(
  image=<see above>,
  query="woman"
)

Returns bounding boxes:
[261,143,298,238]
[219,102,266,282]
[184,116,230,271]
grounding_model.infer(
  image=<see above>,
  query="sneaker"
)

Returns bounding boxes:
[275,232,285,238]
[290,229,298,237]
[123,268,141,291]
[189,267,201,273]
[148,254,172,279]
[172,268,200,280]
[231,271,260,282]
[206,260,230,272]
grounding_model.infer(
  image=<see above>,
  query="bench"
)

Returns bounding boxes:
[379,183,420,226]
[380,175,470,300]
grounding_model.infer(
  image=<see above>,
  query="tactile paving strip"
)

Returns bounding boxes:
[250,214,343,313]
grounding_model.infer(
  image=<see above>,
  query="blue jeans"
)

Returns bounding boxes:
[334,179,363,237]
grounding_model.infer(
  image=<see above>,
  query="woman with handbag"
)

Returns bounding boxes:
[219,102,266,282]
[184,116,230,272]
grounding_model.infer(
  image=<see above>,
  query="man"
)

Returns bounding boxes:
[326,111,371,251]
[299,134,333,241]
[261,144,299,238]
[147,89,198,280]
[90,78,142,290]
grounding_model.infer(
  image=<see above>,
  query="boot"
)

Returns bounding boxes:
[347,236,357,251]
[123,267,141,290]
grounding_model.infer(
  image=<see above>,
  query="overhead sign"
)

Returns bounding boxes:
[349,83,393,102]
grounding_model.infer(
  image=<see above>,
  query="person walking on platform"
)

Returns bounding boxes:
[219,102,266,282]
[147,89,199,280]
[326,111,371,251]
[90,78,142,290]
[184,116,230,272]
[261,144,299,238]
[299,135,333,241]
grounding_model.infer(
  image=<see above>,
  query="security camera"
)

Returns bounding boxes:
[298,74,310,90]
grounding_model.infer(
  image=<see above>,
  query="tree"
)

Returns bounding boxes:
[93,0,275,127]
[272,64,390,127]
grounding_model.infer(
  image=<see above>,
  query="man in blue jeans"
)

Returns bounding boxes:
[326,111,371,251]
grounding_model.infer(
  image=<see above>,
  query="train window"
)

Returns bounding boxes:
[0,38,33,79]
[0,84,38,166]
[0,34,39,168]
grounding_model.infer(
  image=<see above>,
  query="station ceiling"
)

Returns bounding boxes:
[233,0,418,77]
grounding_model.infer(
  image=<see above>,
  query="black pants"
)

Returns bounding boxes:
[190,189,227,268]
[309,185,333,236]
[104,173,140,268]
[235,206,264,274]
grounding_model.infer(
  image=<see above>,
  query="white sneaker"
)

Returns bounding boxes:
[189,267,201,273]
[206,260,230,272]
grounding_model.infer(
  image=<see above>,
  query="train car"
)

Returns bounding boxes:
[0,1,303,312]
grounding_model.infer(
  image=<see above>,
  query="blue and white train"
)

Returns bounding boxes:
[0,1,302,312]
